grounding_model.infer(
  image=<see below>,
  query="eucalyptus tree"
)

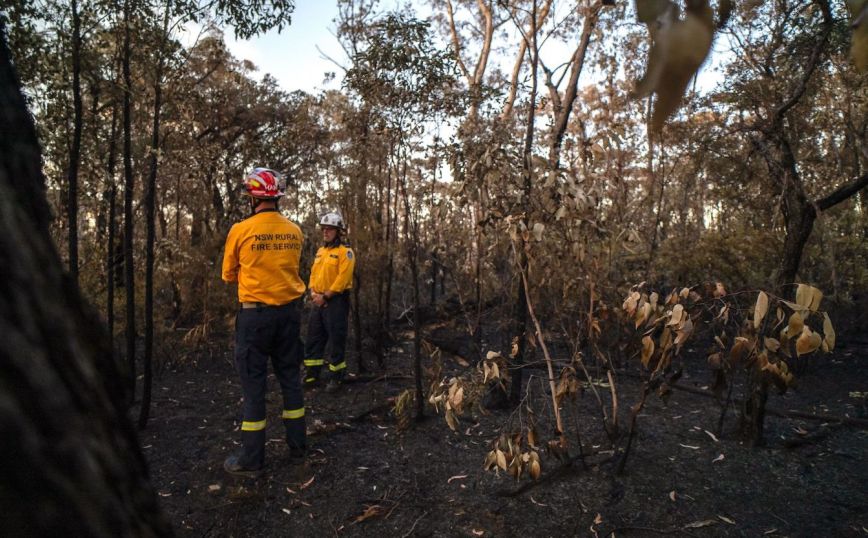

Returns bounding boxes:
[345,12,461,418]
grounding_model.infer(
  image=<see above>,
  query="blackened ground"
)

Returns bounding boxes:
[142,328,868,538]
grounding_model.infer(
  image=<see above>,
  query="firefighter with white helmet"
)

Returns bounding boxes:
[221,167,307,475]
[304,210,355,392]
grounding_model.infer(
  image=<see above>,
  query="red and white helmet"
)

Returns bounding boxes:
[319,211,346,230]
[242,167,285,199]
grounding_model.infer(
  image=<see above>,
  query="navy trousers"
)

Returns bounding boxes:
[303,292,350,381]
[234,300,305,467]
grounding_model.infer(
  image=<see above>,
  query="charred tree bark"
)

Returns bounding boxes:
[121,0,136,404]
[66,0,83,283]
[509,0,539,405]
[0,25,172,536]
[139,1,171,429]
[768,135,868,289]
[105,106,119,350]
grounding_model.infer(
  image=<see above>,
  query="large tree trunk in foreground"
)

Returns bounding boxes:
[0,26,171,537]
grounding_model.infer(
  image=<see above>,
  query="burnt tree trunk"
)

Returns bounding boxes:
[510,0,539,405]
[121,0,136,404]
[105,105,119,350]
[139,0,171,430]
[0,25,172,536]
[66,0,83,282]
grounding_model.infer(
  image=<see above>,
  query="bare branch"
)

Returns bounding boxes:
[815,172,868,211]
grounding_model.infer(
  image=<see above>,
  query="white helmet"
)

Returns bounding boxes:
[319,211,346,230]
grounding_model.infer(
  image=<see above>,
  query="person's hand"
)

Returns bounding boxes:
[311,292,327,308]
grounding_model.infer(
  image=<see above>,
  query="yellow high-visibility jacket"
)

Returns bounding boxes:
[309,243,355,294]
[221,210,306,304]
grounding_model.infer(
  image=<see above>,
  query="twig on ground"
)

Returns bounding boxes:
[400,511,429,538]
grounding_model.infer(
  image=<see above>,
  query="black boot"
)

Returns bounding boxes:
[223,453,262,477]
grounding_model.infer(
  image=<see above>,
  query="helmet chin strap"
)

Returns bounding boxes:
[250,197,279,214]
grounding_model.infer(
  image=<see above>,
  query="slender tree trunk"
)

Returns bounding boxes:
[139,1,171,429]
[510,0,539,405]
[0,25,173,536]
[122,0,136,405]
[400,165,424,420]
[66,0,83,282]
[105,106,119,351]
[546,1,601,169]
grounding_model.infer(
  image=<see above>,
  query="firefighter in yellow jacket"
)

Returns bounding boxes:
[221,167,306,476]
[304,211,355,393]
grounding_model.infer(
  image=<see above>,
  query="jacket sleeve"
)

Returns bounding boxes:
[221,225,239,283]
[329,247,355,293]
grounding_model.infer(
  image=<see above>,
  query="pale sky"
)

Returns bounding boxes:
[221,2,347,94]
[201,2,725,100]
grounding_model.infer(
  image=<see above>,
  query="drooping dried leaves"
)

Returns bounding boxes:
[624,282,835,395]
[632,0,717,132]
[483,432,543,481]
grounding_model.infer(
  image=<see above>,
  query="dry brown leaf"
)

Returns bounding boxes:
[636,0,675,23]
[623,291,641,315]
[635,301,652,328]
[668,304,685,326]
[809,287,823,311]
[823,313,835,351]
[483,451,497,471]
[641,2,714,132]
[495,449,507,471]
[787,312,804,337]
[795,327,821,356]
[754,291,769,329]
[764,337,780,352]
[641,335,655,367]
[674,318,693,346]
[529,459,541,480]
[795,284,811,309]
